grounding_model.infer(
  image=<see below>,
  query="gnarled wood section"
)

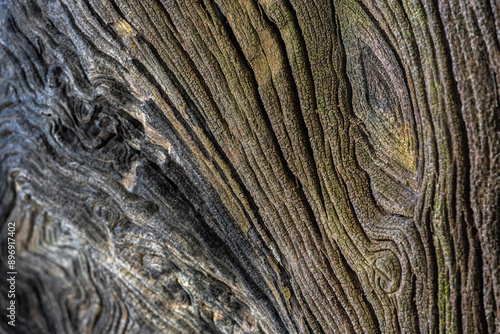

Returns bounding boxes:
[0,0,498,332]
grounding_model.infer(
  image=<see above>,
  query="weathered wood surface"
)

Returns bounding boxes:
[0,0,498,333]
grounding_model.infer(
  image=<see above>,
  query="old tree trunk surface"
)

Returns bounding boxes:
[0,0,499,333]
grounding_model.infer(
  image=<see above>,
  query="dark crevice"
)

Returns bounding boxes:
[258,2,328,224]
[337,247,381,334]
[304,317,315,334]
[320,251,357,332]
[299,290,326,334]
[131,34,284,282]
[108,0,127,21]
[207,4,336,331]
[143,160,289,333]
[81,0,125,49]
[154,1,181,38]
[131,52,289,331]
[271,280,300,333]
[280,1,318,112]
[410,274,422,334]
[212,0,325,248]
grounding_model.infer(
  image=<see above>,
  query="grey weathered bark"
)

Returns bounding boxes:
[0,0,499,333]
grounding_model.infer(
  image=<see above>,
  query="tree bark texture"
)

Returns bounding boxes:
[0,0,499,333]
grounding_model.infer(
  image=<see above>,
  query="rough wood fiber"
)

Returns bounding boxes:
[0,0,498,333]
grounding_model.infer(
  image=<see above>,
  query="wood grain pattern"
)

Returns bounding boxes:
[0,0,498,332]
